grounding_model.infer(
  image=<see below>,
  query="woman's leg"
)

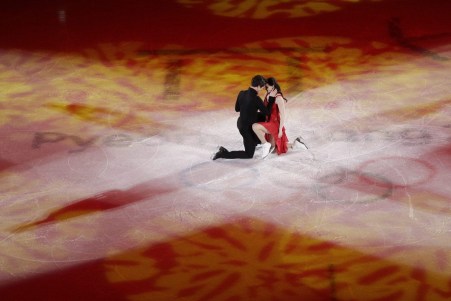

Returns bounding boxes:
[252,123,270,144]
[269,135,275,148]
[253,123,275,158]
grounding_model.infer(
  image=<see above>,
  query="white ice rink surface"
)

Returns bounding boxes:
[0,46,450,301]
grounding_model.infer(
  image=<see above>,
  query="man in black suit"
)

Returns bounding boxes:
[212,75,269,160]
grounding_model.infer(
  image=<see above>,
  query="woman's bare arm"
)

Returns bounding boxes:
[276,96,286,138]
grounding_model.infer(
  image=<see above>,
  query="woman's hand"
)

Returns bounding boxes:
[278,130,283,138]
[269,88,277,97]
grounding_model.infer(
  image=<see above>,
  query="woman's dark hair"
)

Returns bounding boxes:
[266,77,287,121]
[266,77,286,100]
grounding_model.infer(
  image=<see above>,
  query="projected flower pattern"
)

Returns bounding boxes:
[179,0,383,19]
[104,218,451,301]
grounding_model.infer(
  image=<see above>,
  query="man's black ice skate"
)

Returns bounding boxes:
[211,146,228,160]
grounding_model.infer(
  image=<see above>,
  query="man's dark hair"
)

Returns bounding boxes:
[251,75,266,88]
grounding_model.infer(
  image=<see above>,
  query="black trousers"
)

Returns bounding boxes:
[221,118,260,159]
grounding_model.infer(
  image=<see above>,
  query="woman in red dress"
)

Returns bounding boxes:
[253,77,307,158]
[252,77,289,158]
